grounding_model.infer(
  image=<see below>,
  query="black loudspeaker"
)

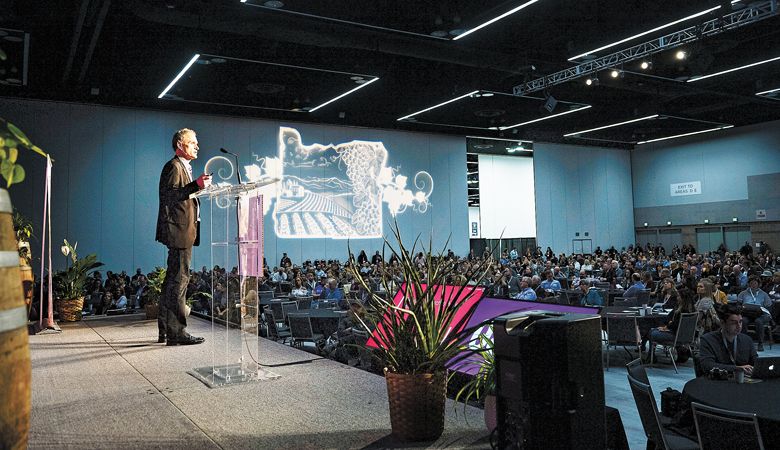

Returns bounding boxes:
[494,311,605,450]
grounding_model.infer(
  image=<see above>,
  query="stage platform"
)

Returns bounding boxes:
[28,314,489,449]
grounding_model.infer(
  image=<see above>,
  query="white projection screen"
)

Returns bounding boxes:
[478,154,536,238]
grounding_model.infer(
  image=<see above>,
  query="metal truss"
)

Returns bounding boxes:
[513,0,778,95]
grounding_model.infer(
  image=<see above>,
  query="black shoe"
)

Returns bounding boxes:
[158,335,166,343]
[757,344,764,352]
[166,335,205,346]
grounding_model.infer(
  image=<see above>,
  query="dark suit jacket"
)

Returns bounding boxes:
[156,157,202,249]
[697,330,757,374]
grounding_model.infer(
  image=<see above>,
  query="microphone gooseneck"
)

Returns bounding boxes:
[220,147,242,184]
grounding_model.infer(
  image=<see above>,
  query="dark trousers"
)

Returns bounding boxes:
[162,246,192,338]
[742,314,770,344]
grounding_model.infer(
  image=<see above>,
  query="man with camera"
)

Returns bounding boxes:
[697,303,758,377]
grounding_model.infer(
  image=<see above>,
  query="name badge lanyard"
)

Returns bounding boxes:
[722,332,738,365]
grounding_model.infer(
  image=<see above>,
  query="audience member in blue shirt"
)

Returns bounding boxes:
[623,273,646,298]
[540,271,562,292]
[512,277,537,301]
[579,280,604,306]
[322,278,344,301]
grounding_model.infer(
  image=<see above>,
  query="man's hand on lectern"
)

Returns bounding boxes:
[196,173,212,189]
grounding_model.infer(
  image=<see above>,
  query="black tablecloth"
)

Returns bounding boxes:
[683,377,780,444]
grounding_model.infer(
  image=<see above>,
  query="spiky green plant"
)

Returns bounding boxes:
[451,330,496,409]
[347,221,494,375]
[52,239,104,300]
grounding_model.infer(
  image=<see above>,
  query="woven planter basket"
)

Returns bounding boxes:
[145,304,159,320]
[385,370,447,442]
[58,296,84,322]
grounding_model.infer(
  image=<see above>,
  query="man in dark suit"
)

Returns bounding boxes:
[156,128,211,346]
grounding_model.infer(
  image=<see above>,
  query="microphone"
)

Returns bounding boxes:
[220,148,243,184]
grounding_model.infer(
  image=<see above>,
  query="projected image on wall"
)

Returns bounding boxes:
[235,127,434,239]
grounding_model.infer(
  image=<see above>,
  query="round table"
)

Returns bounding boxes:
[683,377,780,444]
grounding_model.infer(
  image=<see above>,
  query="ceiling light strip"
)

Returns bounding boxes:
[687,55,780,82]
[308,77,379,112]
[158,54,201,99]
[453,0,539,41]
[756,87,780,96]
[636,125,733,144]
[568,1,741,61]
[499,105,592,130]
[563,114,659,137]
[397,91,479,121]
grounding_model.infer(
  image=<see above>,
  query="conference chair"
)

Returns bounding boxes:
[627,374,699,450]
[649,312,699,373]
[691,402,764,450]
[292,295,312,310]
[287,312,324,349]
[281,301,299,324]
[604,315,641,370]
[263,307,291,344]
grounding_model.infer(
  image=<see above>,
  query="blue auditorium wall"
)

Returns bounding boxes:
[533,142,635,254]
[0,98,467,272]
[632,119,780,225]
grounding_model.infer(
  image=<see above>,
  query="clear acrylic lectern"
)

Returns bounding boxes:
[190,179,281,387]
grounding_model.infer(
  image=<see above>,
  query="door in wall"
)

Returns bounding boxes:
[636,230,657,249]
[658,229,682,254]
[724,226,751,253]
[696,227,722,254]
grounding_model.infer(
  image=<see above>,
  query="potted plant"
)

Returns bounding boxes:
[12,209,34,308]
[451,330,497,432]
[348,223,492,442]
[52,239,103,321]
[142,267,166,319]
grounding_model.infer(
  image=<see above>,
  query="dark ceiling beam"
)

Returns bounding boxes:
[123,0,543,75]
[77,0,111,84]
[62,0,91,83]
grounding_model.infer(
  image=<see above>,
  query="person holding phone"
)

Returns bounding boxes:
[156,128,211,345]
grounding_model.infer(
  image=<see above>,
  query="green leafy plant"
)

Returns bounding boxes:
[52,239,104,300]
[452,331,496,409]
[12,209,33,263]
[347,221,493,375]
[142,267,166,307]
[0,117,48,188]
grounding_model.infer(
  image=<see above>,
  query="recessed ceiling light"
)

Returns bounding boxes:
[158,53,201,99]
[453,0,539,41]
[309,77,379,112]
[499,105,591,130]
[636,125,733,144]
[397,90,479,121]
[567,1,741,61]
[563,114,658,137]
[688,55,780,82]
[481,92,494,97]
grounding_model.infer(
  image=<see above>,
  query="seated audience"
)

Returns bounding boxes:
[657,277,678,310]
[512,277,537,301]
[647,286,695,357]
[579,279,604,306]
[540,270,562,292]
[622,273,645,298]
[737,276,772,351]
[290,278,308,297]
[697,303,757,376]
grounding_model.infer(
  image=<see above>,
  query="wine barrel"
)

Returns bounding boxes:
[0,189,31,450]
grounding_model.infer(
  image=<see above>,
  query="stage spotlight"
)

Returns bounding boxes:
[640,61,652,70]
[585,76,599,86]
[610,69,621,78]
[676,50,687,60]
